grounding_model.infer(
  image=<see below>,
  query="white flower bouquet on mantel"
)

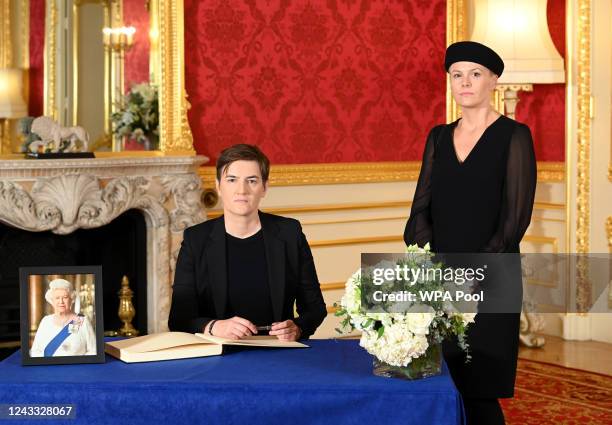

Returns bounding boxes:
[335,244,477,380]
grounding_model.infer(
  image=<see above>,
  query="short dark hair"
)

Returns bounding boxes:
[216,144,270,183]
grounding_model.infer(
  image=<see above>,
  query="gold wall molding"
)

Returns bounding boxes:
[522,235,559,254]
[320,282,346,291]
[301,215,407,227]
[207,201,414,219]
[606,216,612,250]
[575,0,591,255]
[206,200,564,220]
[199,162,422,188]
[43,0,57,119]
[0,0,13,154]
[199,161,564,188]
[309,235,402,249]
[157,0,194,154]
[446,0,467,123]
[0,0,12,67]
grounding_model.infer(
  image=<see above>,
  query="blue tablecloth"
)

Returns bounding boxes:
[0,339,464,425]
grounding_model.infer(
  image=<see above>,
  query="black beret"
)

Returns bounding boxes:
[444,41,504,77]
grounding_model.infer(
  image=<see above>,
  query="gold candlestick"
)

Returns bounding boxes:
[117,275,139,337]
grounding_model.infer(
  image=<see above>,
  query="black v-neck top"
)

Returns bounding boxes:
[225,229,274,326]
[405,114,537,254]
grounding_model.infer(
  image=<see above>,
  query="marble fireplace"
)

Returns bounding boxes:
[0,155,207,335]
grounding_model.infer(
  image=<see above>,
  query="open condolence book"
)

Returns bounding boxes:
[105,332,308,363]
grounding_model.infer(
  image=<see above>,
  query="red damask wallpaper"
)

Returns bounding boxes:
[515,0,565,162]
[184,0,448,164]
[124,0,151,91]
[28,0,45,117]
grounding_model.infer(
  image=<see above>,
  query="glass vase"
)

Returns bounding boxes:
[372,343,442,380]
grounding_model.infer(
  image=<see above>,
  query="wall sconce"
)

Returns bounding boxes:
[471,0,565,118]
[102,26,136,151]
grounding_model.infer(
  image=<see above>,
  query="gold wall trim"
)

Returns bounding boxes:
[537,162,566,182]
[206,201,414,219]
[206,200,564,220]
[522,235,559,254]
[301,215,407,226]
[44,0,57,119]
[199,162,422,187]
[446,0,467,123]
[157,0,194,154]
[200,161,564,188]
[0,0,12,67]
[575,0,591,255]
[606,216,612,250]
[320,282,346,291]
[309,235,403,249]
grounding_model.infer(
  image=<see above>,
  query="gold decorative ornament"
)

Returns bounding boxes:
[201,187,219,209]
[446,0,467,123]
[157,0,194,154]
[44,0,57,120]
[117,275,139,337]
[574,0,591,314]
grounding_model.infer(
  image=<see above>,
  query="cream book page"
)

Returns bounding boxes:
[195,333,308,348]
[105,332,223,363]
[108,332,212,353]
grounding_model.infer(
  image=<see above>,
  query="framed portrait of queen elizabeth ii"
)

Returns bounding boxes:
[19,266,104,365]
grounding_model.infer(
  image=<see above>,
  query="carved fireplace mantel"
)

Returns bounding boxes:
[0,155,208,333]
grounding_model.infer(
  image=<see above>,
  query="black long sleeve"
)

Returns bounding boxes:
[481,123,537,253]
[404,125,443,248]
[292,227,327,339]
[168,228,213,333]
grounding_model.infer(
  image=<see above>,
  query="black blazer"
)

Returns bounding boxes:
[168,212,327,339]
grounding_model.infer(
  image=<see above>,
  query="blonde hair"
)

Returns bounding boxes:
[44,278,76,306]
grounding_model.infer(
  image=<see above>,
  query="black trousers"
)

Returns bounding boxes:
[463,398,505,425]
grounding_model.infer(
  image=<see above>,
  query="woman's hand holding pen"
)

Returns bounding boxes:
[209,316,257,340]
[269,320,301,341]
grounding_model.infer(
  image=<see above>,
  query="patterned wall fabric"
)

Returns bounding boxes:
[515,0,565,162]
[184,0,447,164]
[28,0,45,118]
[124,0,151,91]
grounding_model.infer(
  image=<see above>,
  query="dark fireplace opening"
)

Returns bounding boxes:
[0,209,147,360]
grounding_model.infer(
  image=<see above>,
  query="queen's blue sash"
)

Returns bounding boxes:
[44,322,72,357]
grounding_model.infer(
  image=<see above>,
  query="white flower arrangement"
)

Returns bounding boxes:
[111,83,159,148]
[336,244,476,368]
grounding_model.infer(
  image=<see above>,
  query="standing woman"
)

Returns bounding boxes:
[404,41,536,425]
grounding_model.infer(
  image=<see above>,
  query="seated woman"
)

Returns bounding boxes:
[30,278,96,357]
[169,144,327,341]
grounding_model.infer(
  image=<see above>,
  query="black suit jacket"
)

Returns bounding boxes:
[168,212,327,339]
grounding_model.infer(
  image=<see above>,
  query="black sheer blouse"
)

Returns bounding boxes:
[404,115,536,254]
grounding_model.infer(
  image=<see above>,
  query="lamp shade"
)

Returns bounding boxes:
[470,0,565,84]
[0,68,28,118]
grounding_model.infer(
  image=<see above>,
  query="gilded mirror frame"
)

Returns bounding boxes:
[42,0,193,155]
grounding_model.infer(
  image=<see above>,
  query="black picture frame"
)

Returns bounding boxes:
[19,266,105,366]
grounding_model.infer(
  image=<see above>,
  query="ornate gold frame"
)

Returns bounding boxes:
[569,0,591,255]
[41,0,193,154]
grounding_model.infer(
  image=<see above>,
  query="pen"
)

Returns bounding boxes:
[256,325,271,331]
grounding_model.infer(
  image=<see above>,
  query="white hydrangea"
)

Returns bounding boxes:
[337,243,476,368]
[359,323,429,367]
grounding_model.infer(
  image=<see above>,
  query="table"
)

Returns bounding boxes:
[0,339,464,425]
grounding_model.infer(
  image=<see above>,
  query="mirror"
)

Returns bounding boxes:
[43,0,154,151]
[3,0,191,155]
